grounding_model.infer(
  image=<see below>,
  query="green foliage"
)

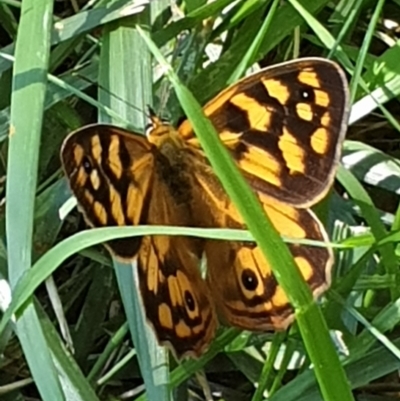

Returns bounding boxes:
[1,0,400,400]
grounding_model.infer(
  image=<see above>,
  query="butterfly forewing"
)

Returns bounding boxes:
[61,125,155,258]
[179,58,349,207]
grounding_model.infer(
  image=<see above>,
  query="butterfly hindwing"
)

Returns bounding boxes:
[137,235,217,358]
[187,152,332,330]
[206,208,331,330]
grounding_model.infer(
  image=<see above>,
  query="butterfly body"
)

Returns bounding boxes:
[61,58,349,358]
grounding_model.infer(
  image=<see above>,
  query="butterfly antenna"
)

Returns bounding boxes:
[70,66,146,116]
[147,105,157,118]
[146,105,170,123]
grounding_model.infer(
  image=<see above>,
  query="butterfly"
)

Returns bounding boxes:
[60,57,349,359]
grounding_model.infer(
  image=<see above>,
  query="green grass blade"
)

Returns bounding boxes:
[98,8,170,400]
[0,226,254,337]
[6,0,64,400]
[137,26,355,401]
[349,0,385,105]
[228,0,280,83]
[189,0,331,104]
[337,166,399,300]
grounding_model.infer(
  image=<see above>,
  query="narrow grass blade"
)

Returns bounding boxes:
[6,0,64,399]
[137,26,354,401]
[98,8,170,400]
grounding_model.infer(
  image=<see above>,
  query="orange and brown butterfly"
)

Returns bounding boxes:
[60,58,349,359]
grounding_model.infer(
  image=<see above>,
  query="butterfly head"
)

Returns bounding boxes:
[145,107,185,158]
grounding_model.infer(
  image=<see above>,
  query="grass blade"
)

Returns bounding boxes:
[137,26,355,401]
[6,0,64,399]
